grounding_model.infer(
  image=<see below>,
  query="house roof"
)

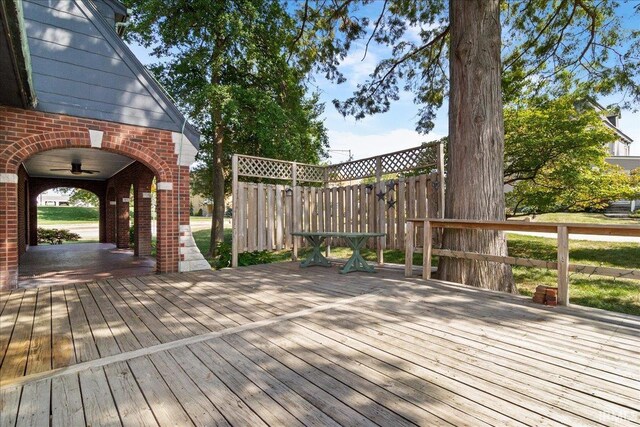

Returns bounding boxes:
[20,0,200,147]
[0,0,37,108]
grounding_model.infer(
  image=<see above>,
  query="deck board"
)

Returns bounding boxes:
[1,262,639,426]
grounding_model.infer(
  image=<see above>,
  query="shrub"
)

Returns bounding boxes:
[37,228,81,245]
[213,241,275,269]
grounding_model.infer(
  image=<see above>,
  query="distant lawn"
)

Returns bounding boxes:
[193,228,639,315]
[511,212,639,225]
[38,206,99,223]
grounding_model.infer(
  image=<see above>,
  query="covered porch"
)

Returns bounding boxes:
[1,263,638,426]
[18,243,156,288]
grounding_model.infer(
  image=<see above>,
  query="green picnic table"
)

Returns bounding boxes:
[291,231,386,274]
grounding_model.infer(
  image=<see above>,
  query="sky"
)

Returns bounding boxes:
[126,3,640,163]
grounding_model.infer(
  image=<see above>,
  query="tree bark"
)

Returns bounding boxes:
[209,38,226,258]
[437,0,516,292]
[209,109,226,257]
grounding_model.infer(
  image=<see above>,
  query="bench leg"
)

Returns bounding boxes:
[300,235,331,268]
[340,236,376,274]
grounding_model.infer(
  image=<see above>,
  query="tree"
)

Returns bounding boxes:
[54,188,98,207]
[505,94,635,214]
[294,0,639,291]
[125,0,327,256]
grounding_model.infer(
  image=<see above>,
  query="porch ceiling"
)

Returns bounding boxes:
[23,147,135,180]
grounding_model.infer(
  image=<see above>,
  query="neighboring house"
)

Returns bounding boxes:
[37,190,70,206]
[191,193,213,216]
[0,0,209,290]
[592,103,640,214]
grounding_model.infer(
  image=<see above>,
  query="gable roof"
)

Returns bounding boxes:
[0,0,36,108]
[22,0,200,147]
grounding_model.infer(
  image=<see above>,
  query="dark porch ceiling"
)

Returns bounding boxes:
[23,148,135,180]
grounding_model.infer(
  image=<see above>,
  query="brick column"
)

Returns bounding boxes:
[29,193,38,246]
[99,194,107,243]
[105,187,116,243]
[134,173,153,256]
[0,178,19,290]
[156,182,176,272]
[116,185,130,249]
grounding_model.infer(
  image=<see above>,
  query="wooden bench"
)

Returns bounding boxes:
[291,232,386,274]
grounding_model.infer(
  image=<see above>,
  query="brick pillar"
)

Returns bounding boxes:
[105,187,116,243]
[99,194,107,243]
[116,185,130,249]
[0,179,19,290]
[156,183,175,272]
[134,173,153,256]
[29,193,38,246]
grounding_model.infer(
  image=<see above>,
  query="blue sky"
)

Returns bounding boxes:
[127,4,640,162]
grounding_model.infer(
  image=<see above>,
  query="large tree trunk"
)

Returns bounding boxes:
[437,0,515,292]
[209,109,226,257]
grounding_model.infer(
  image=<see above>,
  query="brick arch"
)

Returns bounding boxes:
[2,131,173,182]
[29,178,105,200]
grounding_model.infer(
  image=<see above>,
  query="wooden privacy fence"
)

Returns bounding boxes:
[405,218,640,306]
[231,143,445,267]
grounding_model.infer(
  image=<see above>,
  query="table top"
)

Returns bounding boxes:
[292,231,386,238]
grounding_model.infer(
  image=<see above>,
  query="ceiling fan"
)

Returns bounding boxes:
[50,162,100,175]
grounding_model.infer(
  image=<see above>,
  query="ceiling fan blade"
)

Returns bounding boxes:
[81,170,100,174]
[50,168,71,171]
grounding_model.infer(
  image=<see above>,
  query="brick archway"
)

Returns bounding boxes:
[28,178,107,247]
[1,131,172,182]
[0,108,193,290]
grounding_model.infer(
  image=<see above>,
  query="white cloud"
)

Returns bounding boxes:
[326,128,444,161]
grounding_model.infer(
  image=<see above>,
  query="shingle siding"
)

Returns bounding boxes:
[21,0,199,146]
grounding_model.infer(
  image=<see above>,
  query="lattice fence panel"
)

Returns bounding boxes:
[297,164,325,183]
[237,156,292,180]
[325,143,438,182]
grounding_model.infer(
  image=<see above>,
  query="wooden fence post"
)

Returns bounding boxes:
[292,162,298,261]
[437,141,445,218]
[376,156,385,264]
[405,221,414,277]
[557,225,570,306]
[423,220,432,279]
[231,155,239,267]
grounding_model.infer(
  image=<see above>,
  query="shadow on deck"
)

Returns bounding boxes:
[1,262,638,426]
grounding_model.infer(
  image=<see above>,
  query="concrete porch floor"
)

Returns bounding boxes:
[18,243,156,288]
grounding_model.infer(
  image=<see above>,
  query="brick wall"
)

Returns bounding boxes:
[0,106,192,290]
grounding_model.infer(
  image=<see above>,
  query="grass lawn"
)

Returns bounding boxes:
[38,206,99,223]
[511,212,640,225]
[193,228,640,316]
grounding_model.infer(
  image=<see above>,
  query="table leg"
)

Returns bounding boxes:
[340,235,376,274]
[300,235,332,268]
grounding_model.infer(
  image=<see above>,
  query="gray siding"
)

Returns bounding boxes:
[22,0,199,146]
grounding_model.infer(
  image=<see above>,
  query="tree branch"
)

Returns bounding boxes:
[361,0,388,61]
[366,26,449,98]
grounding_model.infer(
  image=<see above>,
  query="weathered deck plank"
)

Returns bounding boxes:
[0,263,638,426]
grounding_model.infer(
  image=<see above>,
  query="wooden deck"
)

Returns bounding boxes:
[1,262,639,426]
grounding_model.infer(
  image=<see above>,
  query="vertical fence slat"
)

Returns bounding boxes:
[275,184,284,250]
[310,187,317,232]
[284,186,292,249]
[359,183,367,235]
[388,186,396,249]
[257,183,265,251]
[318,188,325,232]
[247,184,257,252]
[397,178,405,250]
[238,183,247,252]
[345,186,352,234]
[266,185,274,250]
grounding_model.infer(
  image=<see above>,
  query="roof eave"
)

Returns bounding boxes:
[1,0,37,108]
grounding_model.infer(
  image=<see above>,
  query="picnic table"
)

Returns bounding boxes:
[291,231,386,274]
